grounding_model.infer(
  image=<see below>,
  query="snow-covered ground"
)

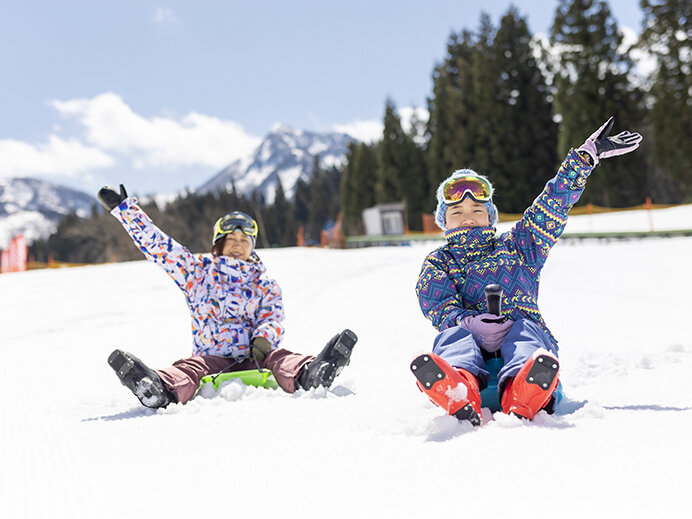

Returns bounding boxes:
[1,207,691,518]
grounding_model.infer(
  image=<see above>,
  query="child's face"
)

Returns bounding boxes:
[445,197,491,229]
[221,230,253,261]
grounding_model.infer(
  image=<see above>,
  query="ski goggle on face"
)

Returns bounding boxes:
[212,212,258,244]
[442,176,492,204]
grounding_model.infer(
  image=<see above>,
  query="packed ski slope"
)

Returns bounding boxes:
[1,206,691,518]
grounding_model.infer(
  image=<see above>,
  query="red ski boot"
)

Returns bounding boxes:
[410,353,482,426]
[501,349,559,420]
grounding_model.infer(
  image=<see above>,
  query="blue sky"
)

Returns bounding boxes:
[0,0,644,195]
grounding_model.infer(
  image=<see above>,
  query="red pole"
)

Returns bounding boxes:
[646,197,654,232]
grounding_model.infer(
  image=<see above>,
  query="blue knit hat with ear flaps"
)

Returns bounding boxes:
[434,169,498,231]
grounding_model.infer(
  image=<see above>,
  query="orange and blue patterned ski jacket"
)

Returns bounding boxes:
[416,149,594,349]
[113,198,284,358]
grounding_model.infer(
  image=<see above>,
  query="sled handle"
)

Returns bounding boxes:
[484,284,503,316]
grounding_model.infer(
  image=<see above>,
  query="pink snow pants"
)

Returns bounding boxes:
[156,349,313,404]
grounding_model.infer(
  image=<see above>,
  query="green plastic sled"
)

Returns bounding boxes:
[200,369,279,390]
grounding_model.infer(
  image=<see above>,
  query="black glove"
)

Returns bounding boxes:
[251,337,272,362]
[98,184,128,211]
[578,117,642,166]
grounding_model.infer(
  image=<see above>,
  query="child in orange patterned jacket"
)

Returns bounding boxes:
[98,187,357,409]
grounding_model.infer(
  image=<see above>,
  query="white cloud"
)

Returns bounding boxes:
[399,106,429,145]
[621,26,658,82]
[333,119,382,144]
[152,8,178,24]
[1,94,432,189]
[51,93,261,169]
[533,27,657,88]
[0,136,114,179]
[333,106,429,145]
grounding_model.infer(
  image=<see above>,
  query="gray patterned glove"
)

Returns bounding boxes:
[578,117,642,166]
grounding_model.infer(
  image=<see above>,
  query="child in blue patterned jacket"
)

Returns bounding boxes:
[97,189,357,409]
[411,118,641,425]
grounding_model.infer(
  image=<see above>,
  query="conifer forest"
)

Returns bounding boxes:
[30,0,691,262]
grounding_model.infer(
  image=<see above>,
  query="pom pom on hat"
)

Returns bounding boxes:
[434,169,498,230]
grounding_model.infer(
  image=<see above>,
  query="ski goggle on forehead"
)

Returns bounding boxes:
[212,212,258,243]
[442,176,492,203]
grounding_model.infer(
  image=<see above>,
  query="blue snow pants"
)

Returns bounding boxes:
[431,318,558,397]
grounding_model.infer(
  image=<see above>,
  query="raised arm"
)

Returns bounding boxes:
[509,118,642,264]
[98,185,204,297]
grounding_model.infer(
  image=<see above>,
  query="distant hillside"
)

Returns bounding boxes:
[0,177,96,248]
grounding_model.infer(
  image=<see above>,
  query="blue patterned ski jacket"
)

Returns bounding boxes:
[112,197,285,358]
[416,149,594,349]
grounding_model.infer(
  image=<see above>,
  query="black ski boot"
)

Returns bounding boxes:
[108,349,175,409]
[297,329,358,390]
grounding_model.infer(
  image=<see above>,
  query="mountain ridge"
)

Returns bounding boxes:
[198,124,355,202]
[0,177,96,248]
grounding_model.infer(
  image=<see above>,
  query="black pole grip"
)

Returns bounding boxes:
[484,284,503,316]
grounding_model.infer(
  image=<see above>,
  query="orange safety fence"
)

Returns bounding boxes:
[26,259,95,270]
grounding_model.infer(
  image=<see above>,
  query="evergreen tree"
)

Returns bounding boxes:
[261,183,282,246]
[248,191,269,248]
[427,10,557,213]
[426,30,477,210]
[469,14,500,178]
[425,64,453,210]
[551,0,647,206]
[353,142,378,209]
[489,7,559,212]
[293,176,311,238]
[324,166,343,221]
[375,99,407,203]
[340,141,378,235]
[637,0,691,201]
[340,142,361,235]
[271,180,297,246]
[401,110,429,230]
[306,156,330,241]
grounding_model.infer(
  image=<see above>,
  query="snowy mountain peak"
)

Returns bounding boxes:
[269,122,301,136]
[198,125,355,203]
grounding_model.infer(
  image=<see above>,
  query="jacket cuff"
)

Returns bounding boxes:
[110,196,138,216]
